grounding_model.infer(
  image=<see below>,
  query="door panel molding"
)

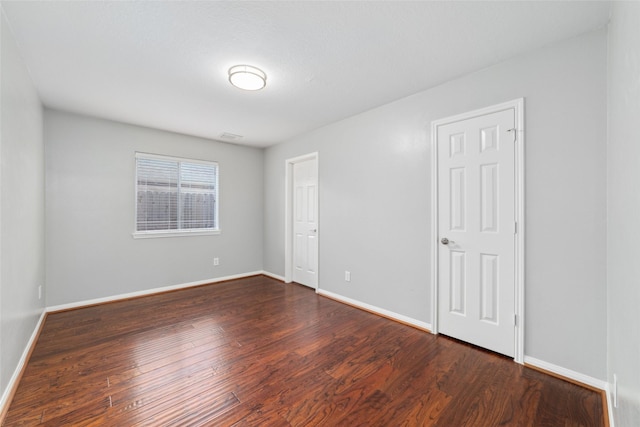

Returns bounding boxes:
[430,99,525,363]
[285,152,319,288]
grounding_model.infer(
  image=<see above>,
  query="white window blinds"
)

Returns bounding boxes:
[135,153,219,235]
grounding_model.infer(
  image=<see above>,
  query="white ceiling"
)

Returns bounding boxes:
[2,1,611,147]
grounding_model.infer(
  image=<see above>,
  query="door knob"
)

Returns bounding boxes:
[441,237,452,245]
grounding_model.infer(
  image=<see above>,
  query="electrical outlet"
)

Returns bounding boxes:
[38,285,42,300]
[213,257,220,266]
[613,374,618,408]
[345,271,351,282]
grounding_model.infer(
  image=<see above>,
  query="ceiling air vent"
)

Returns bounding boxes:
[220,132,243,141]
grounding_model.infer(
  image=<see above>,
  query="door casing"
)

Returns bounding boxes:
[430,99,525,363]
[285,152,319,288]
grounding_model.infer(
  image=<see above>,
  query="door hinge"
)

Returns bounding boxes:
[514,314,517,326]
[513,221,518,234]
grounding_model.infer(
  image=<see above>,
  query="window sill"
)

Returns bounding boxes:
[132,229,221,239]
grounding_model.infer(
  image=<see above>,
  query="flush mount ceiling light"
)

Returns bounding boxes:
[228,65,267,91]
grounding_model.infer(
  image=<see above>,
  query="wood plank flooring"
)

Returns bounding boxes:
[3,275,604,426]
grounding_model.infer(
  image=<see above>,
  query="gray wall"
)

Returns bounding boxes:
[0,10,617,413]
[45,110,263,306]
[264,30,607,380]
[607,2,640,424]
[0,8,45,400]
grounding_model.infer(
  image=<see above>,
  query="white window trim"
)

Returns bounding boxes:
[133,152,220,238]
[132,229,221,239]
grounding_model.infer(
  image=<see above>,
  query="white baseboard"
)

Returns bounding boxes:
[521,357,614,426]
[46,271,264,313]
[606,382,615,427]
[316,288,432,332]
[0,309,46,418]
[2,278,613,426]
[523,356,607,391]
[261,271,285,282]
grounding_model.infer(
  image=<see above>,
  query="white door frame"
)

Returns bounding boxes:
[430,99,525,363]
[284,152,319,288]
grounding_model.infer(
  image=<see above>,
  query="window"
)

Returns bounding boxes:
[134,153,219,237]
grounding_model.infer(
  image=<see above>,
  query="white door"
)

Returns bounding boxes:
[437,108,516,357]
[292,158,318,288]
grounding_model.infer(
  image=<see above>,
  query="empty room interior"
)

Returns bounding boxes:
[1,1,639,426]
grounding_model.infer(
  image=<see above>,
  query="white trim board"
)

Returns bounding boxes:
[262,271,285,282]
[0,310,46,417]
[524,356,607,391]
[606,382,615,427]
[2,275,612,426]
[316,289,432,332]
[46,271,264,313]
[524,356,608,391]
[524,356,613,426]
[2,270,278,418]
[430,98,525,363]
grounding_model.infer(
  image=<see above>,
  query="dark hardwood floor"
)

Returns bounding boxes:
[4,275,604,426]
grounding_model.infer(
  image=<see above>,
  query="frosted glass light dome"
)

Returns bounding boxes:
[228,65,266,91]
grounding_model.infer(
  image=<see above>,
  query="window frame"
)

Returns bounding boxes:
[133,152,220,239]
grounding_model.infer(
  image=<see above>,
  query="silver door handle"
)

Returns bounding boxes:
[441,237,453,245]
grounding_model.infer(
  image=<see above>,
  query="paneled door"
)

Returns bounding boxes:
[292,158,318,288]
[437,108,516,357]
